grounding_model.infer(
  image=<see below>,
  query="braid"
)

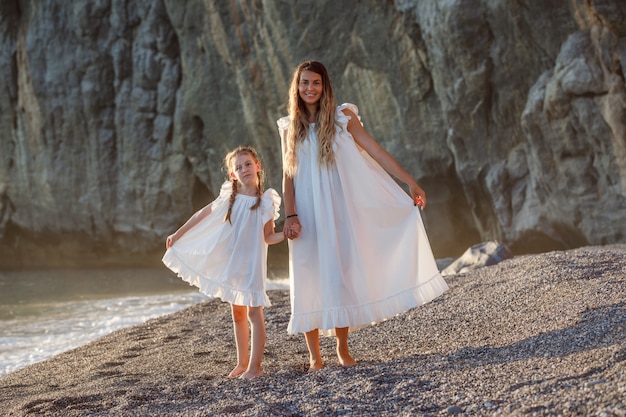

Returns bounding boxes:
[251,171,263,210]
[224,178,238,224]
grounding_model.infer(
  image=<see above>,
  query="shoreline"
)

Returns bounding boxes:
[1,245,625,416]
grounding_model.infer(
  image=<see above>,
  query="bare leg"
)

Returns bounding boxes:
[305,329,323,371]
[227,304,249,378]
[240,306,265,379]
[335,327,356,367]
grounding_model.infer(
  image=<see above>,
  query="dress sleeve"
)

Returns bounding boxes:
[336,103,362,131]
[277,115,290,132]
[261,188,281,223]
[210,181,233,211]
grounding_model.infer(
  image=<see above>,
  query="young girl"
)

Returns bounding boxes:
[278,60,449,371]
[162,146,297,379]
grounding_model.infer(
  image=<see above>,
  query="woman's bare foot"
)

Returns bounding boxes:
[226,365,247,378]
[334,327,355,367]
[305,329,323,372]
[337,350,356,367]
[308,358,323,372]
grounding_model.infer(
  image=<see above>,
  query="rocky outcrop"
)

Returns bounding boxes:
[441,241,513,276]
[0,0,624,268]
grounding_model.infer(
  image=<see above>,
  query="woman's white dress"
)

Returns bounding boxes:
[162,182,280,307]
[277,103,448,335]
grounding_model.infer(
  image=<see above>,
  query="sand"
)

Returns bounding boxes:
[1,245,625,416]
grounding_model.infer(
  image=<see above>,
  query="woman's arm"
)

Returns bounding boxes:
[280,128,302,238]
[343,108,427,209]
[166,205,213,248]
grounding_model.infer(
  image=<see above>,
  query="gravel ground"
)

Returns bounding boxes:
[1,245,625,416]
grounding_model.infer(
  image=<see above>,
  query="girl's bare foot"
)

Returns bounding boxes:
[226,365,247,378]
[240,369,264,379]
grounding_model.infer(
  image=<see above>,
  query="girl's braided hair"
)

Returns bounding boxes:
[223,146,264,224]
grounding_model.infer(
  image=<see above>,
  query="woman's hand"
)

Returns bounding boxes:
[410,182,427,209]
[284,216,301,240]
[344,108,428,210]
[290,222,302,237]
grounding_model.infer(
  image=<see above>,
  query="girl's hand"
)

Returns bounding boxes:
[166,234,177,248]
[284,216,301,240]
[290,222,302,238]
[410,183,427,210]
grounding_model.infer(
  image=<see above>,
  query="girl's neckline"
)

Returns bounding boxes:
[238,191,258,197]
[237,186,260,197]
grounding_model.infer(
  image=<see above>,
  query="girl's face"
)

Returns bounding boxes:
[230,153,260,188]
[298,70,323,106]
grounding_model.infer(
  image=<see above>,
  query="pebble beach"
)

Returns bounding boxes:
[1,245,625,416]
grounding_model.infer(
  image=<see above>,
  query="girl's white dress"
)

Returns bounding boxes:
[278,103,449,335]
[162,182,280,307]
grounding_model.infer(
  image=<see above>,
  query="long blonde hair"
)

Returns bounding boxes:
[222,146,264,224]
[284,60,337,178]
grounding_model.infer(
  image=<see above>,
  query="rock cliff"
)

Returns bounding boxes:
[0,0,625,267]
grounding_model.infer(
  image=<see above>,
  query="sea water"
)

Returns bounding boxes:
[0,269,288,377]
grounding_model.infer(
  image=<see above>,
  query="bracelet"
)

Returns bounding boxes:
[286,214,298,219]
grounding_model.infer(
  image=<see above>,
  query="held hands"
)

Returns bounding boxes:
[284,217,302,240]
[290,222,302,237]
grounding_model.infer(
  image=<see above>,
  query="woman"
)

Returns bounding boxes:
[278,60,448,371]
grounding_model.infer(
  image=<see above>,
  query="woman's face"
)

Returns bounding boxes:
[298,70,323,106]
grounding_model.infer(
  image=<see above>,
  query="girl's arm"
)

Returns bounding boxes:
[166,205,213,248]
[343,108,427,209]
[264,219,285,245]
[281,128,301,239]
